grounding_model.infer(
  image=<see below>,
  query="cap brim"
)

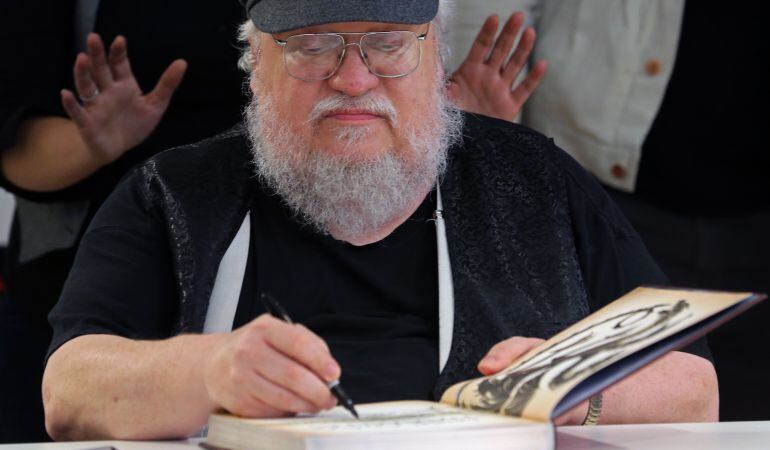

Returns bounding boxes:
[247,0,438,33]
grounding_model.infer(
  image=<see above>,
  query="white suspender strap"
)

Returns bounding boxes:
[435,186,455,372]
[202,201,455,370]
[203,213,251,333]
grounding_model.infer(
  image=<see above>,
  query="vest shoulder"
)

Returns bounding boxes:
[131,125,254,210]
[456,112,566,173]
[147,125,252,177]
[454,113,612,208]
[462,113,552,147]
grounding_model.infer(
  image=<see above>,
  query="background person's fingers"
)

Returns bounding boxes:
[73,53,100,102]
[255,342,336,410]
[108,35,134,81]
[510,60,547,108]
[487,12,524,68]
[464,15,500,66]
[60,89,90,127]
[86,33,114,89]
[502,27,537,84]
[147,59,187,108]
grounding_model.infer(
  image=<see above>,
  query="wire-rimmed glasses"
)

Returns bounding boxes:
[273,25,429,82]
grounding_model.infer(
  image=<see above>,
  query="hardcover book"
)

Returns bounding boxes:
[203,287,765,450]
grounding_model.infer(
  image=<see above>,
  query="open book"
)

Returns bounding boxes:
[203,287,765,450]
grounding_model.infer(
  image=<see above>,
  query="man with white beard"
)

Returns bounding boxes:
[42,0,718,441]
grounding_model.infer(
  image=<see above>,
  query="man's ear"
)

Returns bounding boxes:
[248,38,263,94]
[250,41,262,67]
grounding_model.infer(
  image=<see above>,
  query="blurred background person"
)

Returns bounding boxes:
[0,0,247,442]
[448,0,770,421]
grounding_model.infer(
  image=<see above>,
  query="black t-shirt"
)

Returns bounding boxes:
[636,2,770,216]
[235,185,439,402]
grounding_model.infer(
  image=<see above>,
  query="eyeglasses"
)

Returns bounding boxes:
[273,25,429,82]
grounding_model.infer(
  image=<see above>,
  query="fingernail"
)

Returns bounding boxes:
[324,363,340,380]
[482,354,498,365]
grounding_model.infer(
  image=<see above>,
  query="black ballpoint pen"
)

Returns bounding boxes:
[260,293,359,419]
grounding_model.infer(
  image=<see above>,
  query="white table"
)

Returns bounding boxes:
[556,421,770,449]
[2,421,769,450]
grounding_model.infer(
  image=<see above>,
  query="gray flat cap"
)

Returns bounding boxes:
[239,0,439,33]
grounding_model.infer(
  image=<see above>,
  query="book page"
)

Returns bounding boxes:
[216,401,537,436]
[440,287,753,422]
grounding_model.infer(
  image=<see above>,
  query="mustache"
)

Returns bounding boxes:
[307,93,398,127]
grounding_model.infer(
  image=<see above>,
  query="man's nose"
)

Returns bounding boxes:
[327,44,380,97]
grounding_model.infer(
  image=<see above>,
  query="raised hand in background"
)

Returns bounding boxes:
[447,13,547,122]
[2,33,186,192]
[61,33,187,165]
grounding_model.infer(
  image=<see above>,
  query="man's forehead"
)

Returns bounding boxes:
[239,0,438,34]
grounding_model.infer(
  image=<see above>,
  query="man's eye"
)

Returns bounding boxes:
[300,46,327,55]
[378,44,400,52]
[372,41,403,53]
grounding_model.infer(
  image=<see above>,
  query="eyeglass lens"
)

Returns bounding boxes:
[283,31,421,81]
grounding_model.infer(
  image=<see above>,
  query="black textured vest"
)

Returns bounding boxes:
[136,113,590,398]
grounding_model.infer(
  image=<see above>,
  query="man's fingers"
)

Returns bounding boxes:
[226,388,294,418]
[265,320,341,383]
[60,89,90,127]
[108,35,134,81]
[147,59,187,107]
[502,27,537,83]
[478,337,545,375]
[247,370,322,414]
[510,60,547,108]
[487,12,525,68]
[254,343,336,410]
[86,33,114,89]
[464,15,500,66]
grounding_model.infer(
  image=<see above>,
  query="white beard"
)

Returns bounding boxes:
[245,80,463,243]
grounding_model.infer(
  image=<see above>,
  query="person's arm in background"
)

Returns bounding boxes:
[1,33,185,192]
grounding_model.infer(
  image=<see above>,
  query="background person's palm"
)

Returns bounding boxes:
[448,13,546,122]
[60,33,187,165]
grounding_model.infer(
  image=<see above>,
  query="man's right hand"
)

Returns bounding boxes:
[60,33,187,166]
[203,314,340,418]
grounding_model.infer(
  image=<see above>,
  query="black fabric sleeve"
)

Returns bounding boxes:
[0,0,117,203]
[555,144,713,363]
[0,0,74,152]
[46,171,178,361]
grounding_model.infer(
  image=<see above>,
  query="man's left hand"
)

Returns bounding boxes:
[447,13,547,122]
[478,336,589,426]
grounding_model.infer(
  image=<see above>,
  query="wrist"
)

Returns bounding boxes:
[181,333,230,412]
